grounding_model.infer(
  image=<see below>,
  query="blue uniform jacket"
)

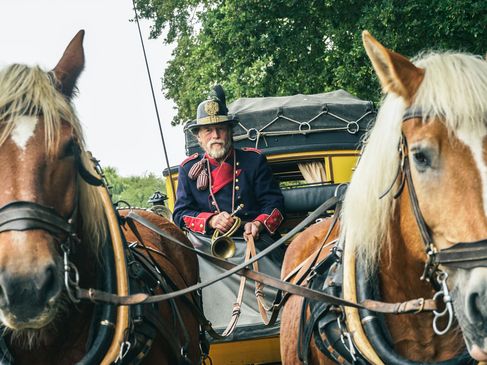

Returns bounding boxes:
[173,148,284,235]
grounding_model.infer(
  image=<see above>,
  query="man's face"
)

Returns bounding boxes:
[197,125,232,160]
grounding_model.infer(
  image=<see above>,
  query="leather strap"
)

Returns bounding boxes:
[77,206,439,315]
[219,235,252,337]
[0,201,72,235]
[435,240,487,269]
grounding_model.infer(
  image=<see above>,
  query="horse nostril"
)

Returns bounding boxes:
[0,284,6,308]
[41,265,60,303]
[466,292,487,326]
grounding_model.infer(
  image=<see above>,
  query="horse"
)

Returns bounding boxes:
[280,31,487,364]
[0,30,201,364]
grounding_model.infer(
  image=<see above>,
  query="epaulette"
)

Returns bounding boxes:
[241,147,262,154]
[181,153,199,167]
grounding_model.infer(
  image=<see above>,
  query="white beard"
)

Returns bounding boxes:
[206,139,231,160]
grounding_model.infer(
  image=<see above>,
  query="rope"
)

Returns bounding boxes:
[131,0,176,198]
[232,110,375,148]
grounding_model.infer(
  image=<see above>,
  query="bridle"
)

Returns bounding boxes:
[400,106,487,334]
[0,146,103,302]
[401,107,487,274]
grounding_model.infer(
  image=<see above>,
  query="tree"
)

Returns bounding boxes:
[103,166,166,208]
[134,0,487,125]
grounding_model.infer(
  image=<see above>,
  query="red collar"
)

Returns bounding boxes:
[205,149,234,167]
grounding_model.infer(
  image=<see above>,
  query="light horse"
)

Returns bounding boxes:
[0,31,200,364]
[281,31,487,364]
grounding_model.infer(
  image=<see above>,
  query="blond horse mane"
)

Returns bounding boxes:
[341,51,487,272]
[0,64,107,253]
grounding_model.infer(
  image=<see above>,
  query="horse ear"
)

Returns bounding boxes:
[362,30,424,102]
[52,30,85,98]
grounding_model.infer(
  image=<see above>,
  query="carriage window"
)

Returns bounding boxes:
[271,159,327,188]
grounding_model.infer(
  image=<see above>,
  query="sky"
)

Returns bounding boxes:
[0,0,187,176]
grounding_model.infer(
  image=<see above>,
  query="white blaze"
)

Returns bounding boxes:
[11,116,38,151]
[457,129,487,216]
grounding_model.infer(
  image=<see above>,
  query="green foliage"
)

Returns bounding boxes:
[134,0,487,125]
[103,166,166,208]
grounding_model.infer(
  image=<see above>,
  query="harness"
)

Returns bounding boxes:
[4,107,482,363]
[0,150,204,365]
[296,106,487,364]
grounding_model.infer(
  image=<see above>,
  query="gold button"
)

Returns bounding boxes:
[200,224,204,228]
[236,162,240,166]
[191,223,195,227]
[235,186,240,191]
[235,178,239,183]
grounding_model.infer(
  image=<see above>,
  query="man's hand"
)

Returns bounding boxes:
[244,221,263,240]
[209,212,235,233]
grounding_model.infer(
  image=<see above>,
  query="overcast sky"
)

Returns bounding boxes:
[0,0,187,176]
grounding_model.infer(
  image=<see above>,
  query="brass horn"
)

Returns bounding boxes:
[210,205,243,259]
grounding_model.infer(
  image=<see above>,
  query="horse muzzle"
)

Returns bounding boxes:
[0,266,61,325]
[451,267,487,360]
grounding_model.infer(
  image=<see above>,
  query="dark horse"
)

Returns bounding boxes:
[281,32,487,364]
[0,31,200,364]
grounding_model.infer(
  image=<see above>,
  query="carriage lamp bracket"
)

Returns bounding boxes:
[337,313,357,362]
[62,243,81,303]
[432,271,454,335]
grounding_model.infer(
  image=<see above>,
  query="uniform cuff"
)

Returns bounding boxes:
[254,208,283,234]
[183,212,215,234]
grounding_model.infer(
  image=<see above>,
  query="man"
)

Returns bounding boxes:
[173,85,284,240]
[173,85,284,333]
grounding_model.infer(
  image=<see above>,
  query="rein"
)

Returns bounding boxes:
[76,199,439,316]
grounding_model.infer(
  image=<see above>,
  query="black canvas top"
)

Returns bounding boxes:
[184,89,376,156]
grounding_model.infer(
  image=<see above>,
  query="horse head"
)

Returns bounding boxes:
[0,31,105,340]
[347,31,487,360]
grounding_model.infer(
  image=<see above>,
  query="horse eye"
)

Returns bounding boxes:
[411,150,431,171]
[61,140,77,159]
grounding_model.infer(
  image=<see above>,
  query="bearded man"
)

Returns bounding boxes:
[173,85,284,239]
[173,85,285,332]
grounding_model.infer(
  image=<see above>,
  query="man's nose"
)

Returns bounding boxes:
[210,129,220,138]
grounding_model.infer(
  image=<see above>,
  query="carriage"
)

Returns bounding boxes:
[163,90,376,364]
[1,29,487,365]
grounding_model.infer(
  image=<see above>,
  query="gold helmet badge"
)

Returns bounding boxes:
[204,100,219,116]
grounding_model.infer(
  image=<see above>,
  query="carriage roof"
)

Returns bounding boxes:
[184,89,376,156]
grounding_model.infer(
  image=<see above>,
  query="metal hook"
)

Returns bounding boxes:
[432,272,454,335]
[116,341,131,363]
[337,315,357,361]
[63,245,80,303]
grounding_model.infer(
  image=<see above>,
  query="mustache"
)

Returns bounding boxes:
[208,140,225,147]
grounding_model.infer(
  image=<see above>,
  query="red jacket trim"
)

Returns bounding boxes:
[183,212,216,234]
[241,147,262,154]
[181,153,199,167]
[254,208,283,234]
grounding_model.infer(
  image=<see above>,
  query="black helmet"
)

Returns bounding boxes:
[185,85,238,134]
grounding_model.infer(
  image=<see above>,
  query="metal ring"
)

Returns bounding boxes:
[298,122,311,134]
[247,128,259,141]
[347,121,360,134]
